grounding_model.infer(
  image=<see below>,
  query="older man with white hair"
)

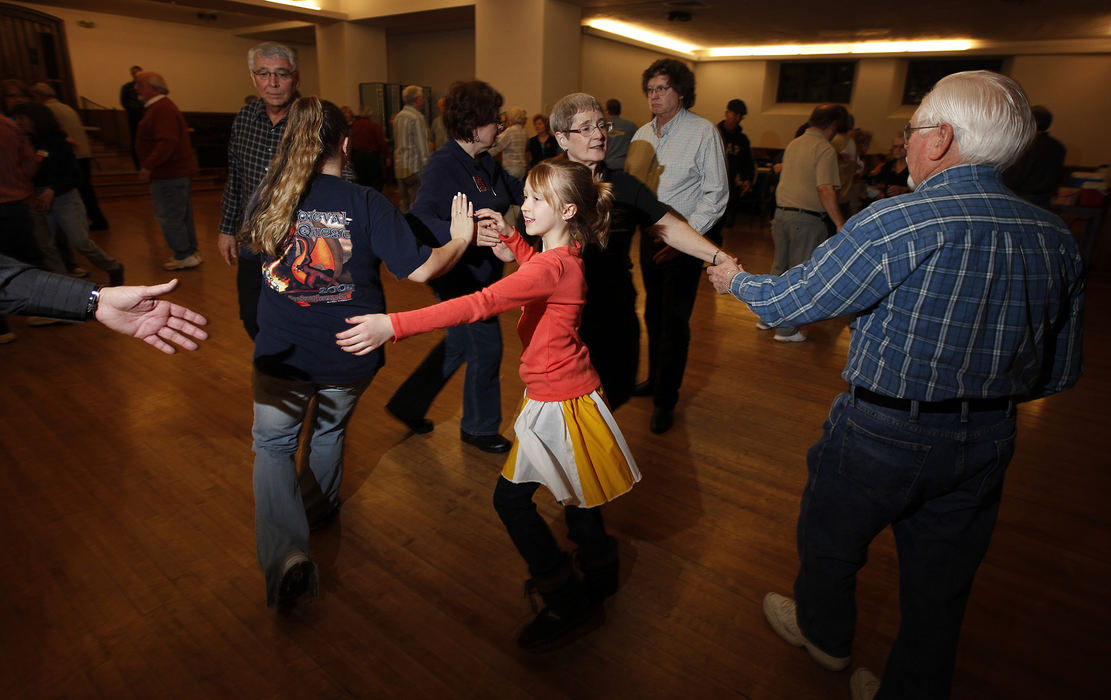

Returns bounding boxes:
[134,71,199,271]
[393,84,431,213]
[708,71,1085,700]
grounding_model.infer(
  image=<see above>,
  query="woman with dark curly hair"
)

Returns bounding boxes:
[385,80,524,454]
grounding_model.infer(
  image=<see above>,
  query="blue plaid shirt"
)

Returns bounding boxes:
[730,164,1085,401]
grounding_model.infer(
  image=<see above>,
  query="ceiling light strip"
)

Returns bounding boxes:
[583,19,974,58]
[583,19,698,55]
[264,0,322,11]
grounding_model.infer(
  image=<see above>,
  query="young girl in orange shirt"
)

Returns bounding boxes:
[338,159,639,650]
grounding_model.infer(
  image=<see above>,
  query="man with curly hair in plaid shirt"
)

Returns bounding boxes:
[709,71,1085,700]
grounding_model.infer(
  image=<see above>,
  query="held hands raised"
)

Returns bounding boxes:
[336,313,396,356]
[474,207,516,262]
[449,193,476,243]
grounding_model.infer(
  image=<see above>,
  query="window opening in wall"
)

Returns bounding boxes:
[903,58,1005,104]
[776,61,855,104]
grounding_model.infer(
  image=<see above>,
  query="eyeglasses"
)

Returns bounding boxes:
[252,69,295,82]
[565,121,613,137]
[645,84,673,96]
[903,123,940,142]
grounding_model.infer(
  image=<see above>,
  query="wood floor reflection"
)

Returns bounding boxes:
[1,190,1107,699]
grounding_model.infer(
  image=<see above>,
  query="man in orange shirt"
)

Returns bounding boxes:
[135,71,200,271]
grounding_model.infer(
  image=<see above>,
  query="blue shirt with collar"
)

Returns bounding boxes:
[729,163,1085,401]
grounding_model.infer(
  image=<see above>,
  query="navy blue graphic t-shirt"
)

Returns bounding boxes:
[253,174,431,383]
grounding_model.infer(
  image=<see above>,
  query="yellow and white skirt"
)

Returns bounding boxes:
[502,389,640,508]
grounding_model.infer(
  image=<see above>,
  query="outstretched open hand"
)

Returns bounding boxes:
[96,280,209,354]
[449,193,476,243]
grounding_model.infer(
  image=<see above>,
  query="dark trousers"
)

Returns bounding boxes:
[77,158,107,227]
[493,477,609,577]
[387,314,502,435]
[0,200,41,335]
[795,392,1016,700]
[0,200,42,266]
[237,254,261,340]
[638,224,719,410]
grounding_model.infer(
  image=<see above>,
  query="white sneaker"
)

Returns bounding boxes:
[163,253,203,271]
[762,592,850,671]
[756,320,771,330]
[850,668,881,700]
[774,330,808,343]
[277,550,315,607]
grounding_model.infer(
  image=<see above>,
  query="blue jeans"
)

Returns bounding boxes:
[387,315,503,435]
[251,369,370,605]
[794,392,1016,700]
[150,177,197,259]
[42,189,120,273]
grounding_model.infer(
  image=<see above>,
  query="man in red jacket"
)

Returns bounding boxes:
[135,71,201,271]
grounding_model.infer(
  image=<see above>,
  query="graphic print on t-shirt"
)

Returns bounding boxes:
[264,209,354,306]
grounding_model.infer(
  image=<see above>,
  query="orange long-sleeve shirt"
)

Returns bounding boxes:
[390,230,600,402]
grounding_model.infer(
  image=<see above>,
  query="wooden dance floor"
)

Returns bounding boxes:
[1,189,1107,698]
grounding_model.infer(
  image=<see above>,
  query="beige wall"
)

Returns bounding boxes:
[11,1,319,113]
[1011,54,1111,167]
[581,34,1111,166]
[386,27,475,102]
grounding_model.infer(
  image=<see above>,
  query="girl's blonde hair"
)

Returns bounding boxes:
[526,160,614,248]
[240,97,349,256]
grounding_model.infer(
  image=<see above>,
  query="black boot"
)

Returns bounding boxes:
[576,535,619,603]
[516,556,600,652]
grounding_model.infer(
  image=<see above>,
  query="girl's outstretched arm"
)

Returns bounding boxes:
[335,313,394,355]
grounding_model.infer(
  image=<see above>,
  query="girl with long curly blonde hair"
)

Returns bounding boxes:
[245,96,473,610]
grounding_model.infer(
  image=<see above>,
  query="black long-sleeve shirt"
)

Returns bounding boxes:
[1,254,95,320]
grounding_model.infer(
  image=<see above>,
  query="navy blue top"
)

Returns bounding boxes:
[253,174,432,383]
[409,140,524,298]
[30,132,81,196]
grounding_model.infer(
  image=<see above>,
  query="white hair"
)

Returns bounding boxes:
[402,85,423,105]
[915,70,1035,169]
[248,42,298,71]
[137,71,169,95]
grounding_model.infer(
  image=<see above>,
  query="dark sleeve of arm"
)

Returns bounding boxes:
[408,158,453,245]
[368,190,432,280]
[41,139,82,194]
[740,134,755,181]
[219,119,243,236]
[0,254,96,319]
[613,171,669,227]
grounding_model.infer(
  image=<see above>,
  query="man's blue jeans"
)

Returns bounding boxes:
[251,369,370,606]
[794,391,1016,700]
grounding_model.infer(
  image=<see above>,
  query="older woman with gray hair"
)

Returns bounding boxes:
[547,92,734,412]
